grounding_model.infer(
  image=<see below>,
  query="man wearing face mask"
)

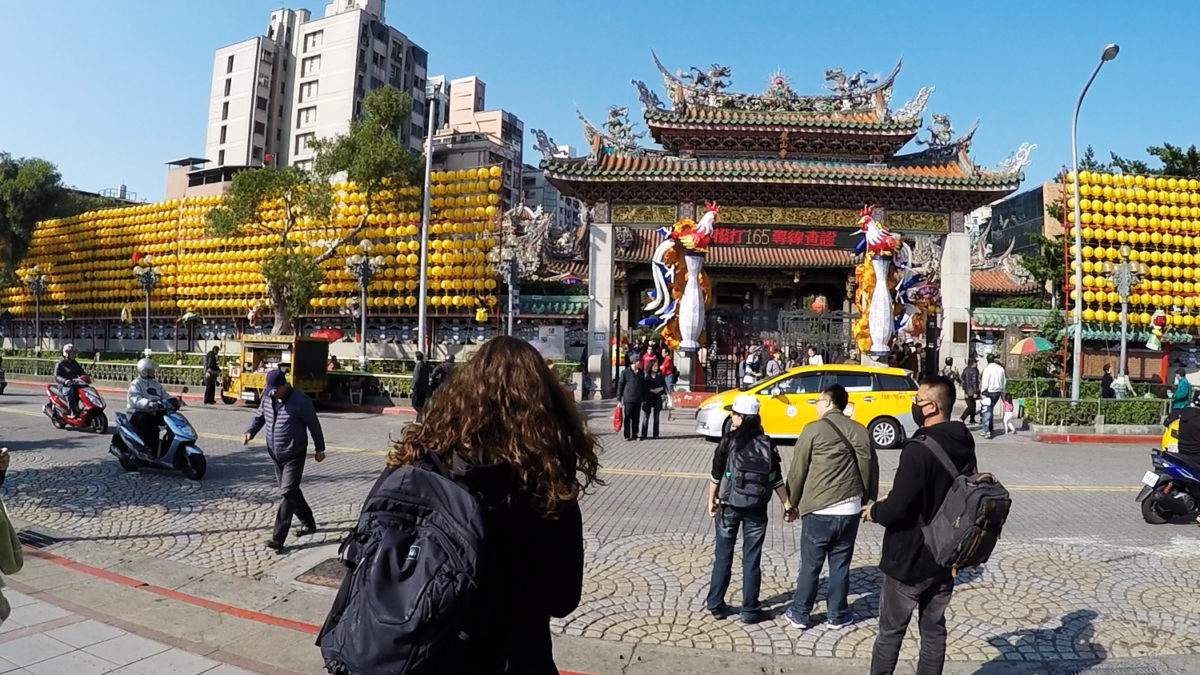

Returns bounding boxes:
[862,376,977,674]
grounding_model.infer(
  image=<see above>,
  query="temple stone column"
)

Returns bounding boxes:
[940,212,972,371]
[587,203,615,397]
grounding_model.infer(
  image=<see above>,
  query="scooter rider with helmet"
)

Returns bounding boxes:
[1173,391,1200,463]
[127,358,168,458]
[55,344,88,415]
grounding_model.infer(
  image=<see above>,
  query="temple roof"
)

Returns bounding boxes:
[616,229,855,268]
[970,268,1040,296]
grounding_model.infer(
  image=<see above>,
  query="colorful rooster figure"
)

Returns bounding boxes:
[641,201,718,353]
[852,205,903,357]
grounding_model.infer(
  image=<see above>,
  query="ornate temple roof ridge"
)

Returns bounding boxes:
[649,50,903,116]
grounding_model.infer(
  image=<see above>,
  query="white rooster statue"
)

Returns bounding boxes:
[641,202,718,353]
[852,205,903,357]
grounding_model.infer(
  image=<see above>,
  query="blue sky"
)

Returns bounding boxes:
[2,0,1198,201]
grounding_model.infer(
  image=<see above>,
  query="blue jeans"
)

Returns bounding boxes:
[981,392,1001,434]
[706,505,767,619]
[788,513,860,624]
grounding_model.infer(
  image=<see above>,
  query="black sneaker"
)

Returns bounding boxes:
[741,610,769,625]
[295,524,317,537]
[265,539,285,552]
[708,604,733,620]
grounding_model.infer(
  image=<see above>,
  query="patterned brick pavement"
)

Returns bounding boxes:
[0,393,1198,665]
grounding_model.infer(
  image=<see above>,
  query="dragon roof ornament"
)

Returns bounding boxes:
[576,108,648,161]
[891,86,934,123]
[992,143,1038,177]
[650,50,903,115]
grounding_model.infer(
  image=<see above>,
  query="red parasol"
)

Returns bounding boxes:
[311,328,345,343]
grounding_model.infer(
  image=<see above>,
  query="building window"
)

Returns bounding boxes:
[295,159,313,171]
[223,78,231,96]
[252,146,263,162]
[219,126,227,144]
[299,81,318,101]
[301,55,321,77]
[221,101,229,120]
[411,123,422,140]
[256,96,268,111]
[303,30,323,52]
[295,133,315,155]
[226,55,234,73]
[218,149,225,165]
[297,106,316,128]
[254,121,266,136]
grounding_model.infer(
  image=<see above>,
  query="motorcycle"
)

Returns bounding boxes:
[110,397,207,480]
[1136,446,1200,524]
[43,376,108,433]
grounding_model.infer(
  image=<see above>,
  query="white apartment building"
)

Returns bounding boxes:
[203,0,428,171]
[522,151,581,234]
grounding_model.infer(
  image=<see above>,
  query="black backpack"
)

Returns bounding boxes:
[918,436,1012,575]
[317,455,511,675]
[718,434,775,509]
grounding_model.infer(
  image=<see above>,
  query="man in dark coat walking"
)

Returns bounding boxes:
[410,352,432,421]
[244,370,326,552]
[202,345,220,405]
[616,359,645,441]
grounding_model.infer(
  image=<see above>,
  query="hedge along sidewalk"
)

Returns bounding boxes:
[1025,396,1169,444]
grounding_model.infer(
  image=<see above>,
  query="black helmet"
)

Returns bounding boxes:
[1191,390,1200,407]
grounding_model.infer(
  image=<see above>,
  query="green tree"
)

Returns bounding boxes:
[1078,145,1109,172]
[1109,143,1200,179]
[0,153,63,280]
[206,88,422,334]
[1018,234,1065,307]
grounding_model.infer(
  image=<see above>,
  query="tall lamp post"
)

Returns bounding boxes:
[133,257,161,353]
[1070,43,1120,402]
[417,82,442,354]
[1104,246,1144,398]
[345,240,385,371]
[27,266,47,355]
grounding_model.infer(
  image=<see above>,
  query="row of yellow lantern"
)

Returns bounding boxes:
[1068,197,1200,216]
[1070,226,1200,246]
[1066,171,1200,192]
[1079,307,1200,327]
[432,166,503,183]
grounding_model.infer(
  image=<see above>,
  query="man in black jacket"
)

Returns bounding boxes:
[202,345,220,405]
[615,360,644,441]
[411,352,431,421]
[54,344,88,415]
[862,375,977,675]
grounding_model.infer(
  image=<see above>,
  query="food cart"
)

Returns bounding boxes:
[221,335,329,404]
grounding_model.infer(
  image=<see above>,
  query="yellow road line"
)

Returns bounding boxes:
[599,467,1138,491]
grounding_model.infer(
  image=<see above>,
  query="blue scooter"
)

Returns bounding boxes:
[110,397,207,480]
[1136,448,1200,524]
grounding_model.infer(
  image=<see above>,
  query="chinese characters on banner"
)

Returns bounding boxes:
[710,227,857,249]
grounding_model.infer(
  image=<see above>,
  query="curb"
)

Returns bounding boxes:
[1034,433,1160,444]
[23,544,593,675]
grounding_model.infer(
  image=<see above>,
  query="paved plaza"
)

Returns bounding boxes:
[0,387,1198,672]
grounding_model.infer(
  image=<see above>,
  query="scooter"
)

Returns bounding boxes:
[110,397,207,480]
[1136,447,1200,524]
[43,377,108,433]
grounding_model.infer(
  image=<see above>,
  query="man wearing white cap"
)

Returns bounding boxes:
[705,394,790,624]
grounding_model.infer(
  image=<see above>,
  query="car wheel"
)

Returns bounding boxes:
[869,417,903,449]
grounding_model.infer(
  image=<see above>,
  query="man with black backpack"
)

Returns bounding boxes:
[782,384,878,631]
[704,394,790,624]
[863,375,1005,675]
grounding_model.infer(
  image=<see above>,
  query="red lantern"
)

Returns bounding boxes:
[811,295,827,313]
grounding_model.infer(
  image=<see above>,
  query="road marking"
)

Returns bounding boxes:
[599,467,1138,491]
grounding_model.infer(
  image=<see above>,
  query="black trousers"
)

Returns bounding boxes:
[129,411,163,457]
[203,372,218,404]
[640,400,661,439]
[273,457,316,543]
[960,396,977,423]
[870,573,954,675]
[622,403,641,440]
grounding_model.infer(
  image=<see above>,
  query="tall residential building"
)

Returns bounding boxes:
[203,0,428,171]
[522,153,581,234]
[430,75,523,209]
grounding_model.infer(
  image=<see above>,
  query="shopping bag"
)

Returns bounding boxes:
[612,406,622,432]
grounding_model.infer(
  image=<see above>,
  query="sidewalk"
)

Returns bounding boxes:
[0,588,257,674]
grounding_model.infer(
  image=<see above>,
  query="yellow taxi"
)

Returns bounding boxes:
[694,364,919,449]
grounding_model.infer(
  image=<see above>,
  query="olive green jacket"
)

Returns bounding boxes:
[785,412,879,516]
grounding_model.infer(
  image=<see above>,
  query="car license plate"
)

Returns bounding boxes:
[241,391,257,401]
[1141,470,1160,488]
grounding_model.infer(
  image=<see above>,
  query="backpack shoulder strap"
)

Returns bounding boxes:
[917,434,962,480]
[821,417,858,458]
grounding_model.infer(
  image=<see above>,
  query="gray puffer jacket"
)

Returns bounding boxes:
[245,389,326,463]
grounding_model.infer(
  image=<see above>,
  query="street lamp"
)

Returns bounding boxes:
[1104,246,1145,398]
[1070,42,1120,402]
[133,257,162,353]
[27,266,47,355]
[344,239,385,371]
[417,82,442,354]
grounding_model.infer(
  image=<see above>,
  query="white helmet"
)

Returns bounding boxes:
[63,344,77,359]
[137,358,156,379]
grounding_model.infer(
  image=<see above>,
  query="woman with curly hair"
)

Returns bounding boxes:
[383,335,601,674]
